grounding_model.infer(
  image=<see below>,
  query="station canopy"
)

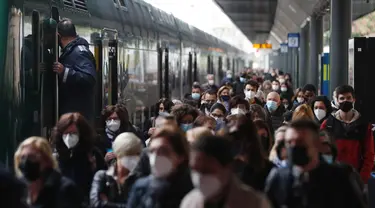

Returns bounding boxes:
[215,0,375,49]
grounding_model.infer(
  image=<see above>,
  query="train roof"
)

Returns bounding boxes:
[27,0,244,53]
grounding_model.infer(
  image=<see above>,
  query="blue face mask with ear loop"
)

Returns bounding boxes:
[180,123,193,132]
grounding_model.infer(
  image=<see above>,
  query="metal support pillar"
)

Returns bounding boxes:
[330,0,352,95]
[309,14,323,87]
[299,22,310,88]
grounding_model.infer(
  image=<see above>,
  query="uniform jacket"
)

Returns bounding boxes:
[59,37,96,121]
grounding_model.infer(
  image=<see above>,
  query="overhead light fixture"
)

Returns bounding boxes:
[288,5,297,13]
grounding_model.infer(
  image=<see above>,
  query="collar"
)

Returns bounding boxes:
[333,109,360,123]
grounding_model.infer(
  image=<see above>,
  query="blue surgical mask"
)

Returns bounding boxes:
[266,100,278,112]
[191,93,201,100]
[240,77,246,83]
[180,123,193,132]
[322,154,333,164]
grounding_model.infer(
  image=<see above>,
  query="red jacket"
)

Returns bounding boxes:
[321,110,374,183]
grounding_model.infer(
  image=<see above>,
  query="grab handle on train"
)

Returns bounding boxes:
[31,10,40,93]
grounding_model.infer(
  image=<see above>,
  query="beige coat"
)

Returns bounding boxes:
[180,176,271,208]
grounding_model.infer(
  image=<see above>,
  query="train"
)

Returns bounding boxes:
[0,0,249,164]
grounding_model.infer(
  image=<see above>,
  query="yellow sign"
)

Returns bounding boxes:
[252,43,272,49]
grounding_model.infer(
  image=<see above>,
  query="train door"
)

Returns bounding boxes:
[193,52,198,82]
[164,48,170,99]
[188,52,193,89]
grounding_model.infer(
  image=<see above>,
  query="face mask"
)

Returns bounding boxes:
[240,77,247,83]
[226,74,232,79]
[119,156,140,172]
[106,119,121,132]
[231,108,246,115]
[339,101,353,113]
[191,170,221,199]
[266,100,278,112]
[288,145,310,166]
[284,104,289,109]
[205,102,214,111]
[261,136,270,152]
[322,154,333,164]
[62,133,79,149]
[215,118,225,131]
[281,87,287,92]
[244,90,255,99]
[181,123,193,132]
[208,80,214,85]
[297,97,304,103]
[149,153,173,178]
[272,85,279,91]
[192,93,201,100]
[220,95,230,102]
[18,157,41,182]
[314,109,327,120]
[279,79,285,84]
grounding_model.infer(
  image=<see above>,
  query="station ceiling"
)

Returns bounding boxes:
[215,0,375,48]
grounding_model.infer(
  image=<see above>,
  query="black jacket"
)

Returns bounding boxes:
[90,166,139,208]
[265,104,286,132]
[127,164,193,208]
[265,162,367,208]
[28,169,83,208]
[59,37,96,122]
[0,166,27,208]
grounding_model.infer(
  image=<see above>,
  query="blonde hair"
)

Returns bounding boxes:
[14,137,58,177]
[268,125,288,161]
[217,86,230,101]
[292,104,315,121]
[113,132,142,158]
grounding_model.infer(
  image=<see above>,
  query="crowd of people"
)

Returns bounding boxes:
[1,68,373,208]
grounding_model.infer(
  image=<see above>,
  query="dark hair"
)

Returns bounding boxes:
[210,103,226,114]
[288,119,320,138]
[249,104,267,121]
[245,80,259,91]
[193,115,215,128]
[57,18,77,37]
[310,96,333,115]
[155,98,174,114]
[272,80,280,84]
[51,113,96,159]
[335,85,355,98]
[191,136,233,166]
[192,84,201,90]
[151,127,189,163]
[302,84,317,94]
[171,104,200,125]
[227,115,267,169]
[229,96,250,111]
[101,104,129,132]
[253,119,273,153]
[205,89,217,96]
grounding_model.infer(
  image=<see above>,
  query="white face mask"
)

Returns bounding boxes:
[281,87,287,92]
[272,85,279,91]
[119,156,140,172]
[191,170,221,199]
[208,80,214,85]
[231,107,246,115]
[314,109,327,120]
[148,153,173,178]
[297,97,304,103]
[244,90,255,99]
[62,133,79,149]
[106,119,121,132]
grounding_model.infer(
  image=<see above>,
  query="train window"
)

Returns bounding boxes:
[118,0,126,7]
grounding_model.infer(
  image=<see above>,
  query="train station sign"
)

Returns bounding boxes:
[287,33,300,48]
[280,43,288,53]
[252,43,272,49]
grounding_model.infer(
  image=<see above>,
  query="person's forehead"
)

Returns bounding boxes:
[206,94,216,99]
[338,92,353,98]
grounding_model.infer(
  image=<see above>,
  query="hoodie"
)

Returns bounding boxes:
[320,110,374,183]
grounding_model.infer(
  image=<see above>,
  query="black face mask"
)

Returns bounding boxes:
[260,136,270,152]
[288,145,310,166]
[339,101,353,113]
[205,102,215,110]
[18,157,41,182]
